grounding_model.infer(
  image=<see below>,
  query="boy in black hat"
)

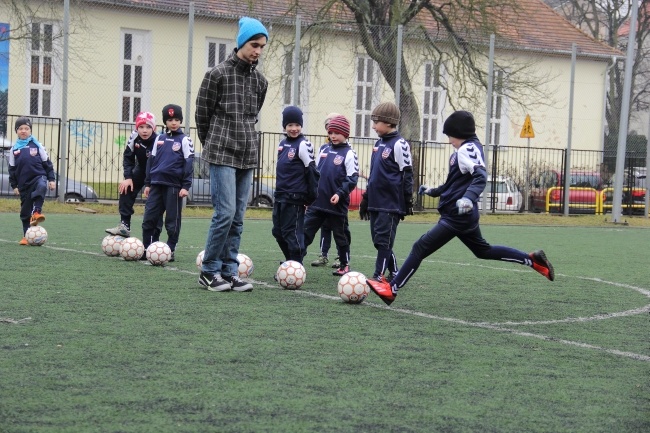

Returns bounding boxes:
[271,105,319,264]
[360,101,414,281]
[8,117,56,244]
[367,110,555,306]
[140,104,194,261]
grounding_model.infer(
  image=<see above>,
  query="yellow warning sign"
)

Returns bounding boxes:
[520,114,535,138]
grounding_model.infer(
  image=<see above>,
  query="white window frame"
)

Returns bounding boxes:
[354,55,381,138]
[421,61,447,146]
[26,20,61,117]
[119,29,151,123]
[489,69,510,148]
[281,47,310,123]
[206,37,233,70]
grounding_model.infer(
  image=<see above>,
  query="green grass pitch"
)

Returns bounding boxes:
[0,212,648,432]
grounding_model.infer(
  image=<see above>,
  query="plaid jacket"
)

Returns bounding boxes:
[195,51,268,169]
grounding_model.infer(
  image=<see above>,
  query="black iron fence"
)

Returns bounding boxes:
[1,114,647,214]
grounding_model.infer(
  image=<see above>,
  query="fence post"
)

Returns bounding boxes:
[482,34,495,215]
[563,43,576,216]
[58,0,70,203]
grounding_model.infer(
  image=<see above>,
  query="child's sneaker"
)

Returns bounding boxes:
[168,251,175,262]
[367,276,397,306]
[105,223,130,237]
[331,257,341,268]
[30,212,45,226]
[19,237,28,245]
[332,265,349,276]
[311,255,329,267]
[529,250,554,281]
[223,275,253,292]
[198,272,232,292]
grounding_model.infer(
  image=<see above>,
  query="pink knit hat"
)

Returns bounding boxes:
[135,111,156,129]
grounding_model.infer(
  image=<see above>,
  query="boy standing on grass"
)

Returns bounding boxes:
[106,111,159,237]
[141,104,194,262]
[359,102,414,281]
[272,106,319,263]
[311,112,352,269]
[367,110,554,305]
[302,115,359,276]
[8,117,56,245]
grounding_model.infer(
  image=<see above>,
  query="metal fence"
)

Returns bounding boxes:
[2,113,646,214]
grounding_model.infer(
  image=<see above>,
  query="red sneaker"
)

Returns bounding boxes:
[530,250,554,281]
[19,237,28,245]
[30,212,45,226]
[332,265,350,276]
[367,276,397,305]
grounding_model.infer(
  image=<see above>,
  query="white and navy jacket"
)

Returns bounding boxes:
[145,128,194,190]
[366,130,414,215]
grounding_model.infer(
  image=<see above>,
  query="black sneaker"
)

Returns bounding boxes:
[223,275,253,292]
[198,272,232,292]
[168,251,175,263]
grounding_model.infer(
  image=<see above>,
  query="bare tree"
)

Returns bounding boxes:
[548,0,650,166]
[291,0,556,144]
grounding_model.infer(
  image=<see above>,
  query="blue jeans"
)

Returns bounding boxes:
[202,165,253,277]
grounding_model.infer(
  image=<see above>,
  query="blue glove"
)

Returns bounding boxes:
[418,185,429,196]
[456,197,473,214]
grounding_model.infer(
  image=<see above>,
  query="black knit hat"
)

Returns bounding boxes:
[15,117,32,132]
[442,111,476,139]
[282,105,303,128]
[162,104,183,123]
[371,102,400,125]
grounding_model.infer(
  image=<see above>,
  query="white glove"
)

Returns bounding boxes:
[456,197,473,215]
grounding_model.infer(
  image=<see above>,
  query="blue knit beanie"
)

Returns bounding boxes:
[282,106,303,128]
[237,17,269,49]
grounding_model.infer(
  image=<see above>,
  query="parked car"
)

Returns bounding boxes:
[348,175,368,211]
[188,155,274,207]
[478,175,523,212]
[0,149,99,203]
[529,169,603,214]
[603,167,647,214]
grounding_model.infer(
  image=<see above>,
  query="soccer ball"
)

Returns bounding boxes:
[146,241,172,266]
[237,253,254,278]
[120,236,145,261]
[196,250,205,270]
[101,235,124,256]
[276,260,306,290]
[25,226,48,246]
[337,271,369,304]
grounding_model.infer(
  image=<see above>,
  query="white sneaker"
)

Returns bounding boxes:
[106,222,130,237]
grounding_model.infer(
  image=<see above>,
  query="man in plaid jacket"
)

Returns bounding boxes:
[195,16,269,293]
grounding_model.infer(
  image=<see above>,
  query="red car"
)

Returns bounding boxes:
[348,175,368,210]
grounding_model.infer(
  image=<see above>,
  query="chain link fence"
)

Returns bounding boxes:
[1,1,647,214]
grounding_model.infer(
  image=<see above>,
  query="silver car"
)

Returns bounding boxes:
[188,155,274,207]
[0,149,99,203]
[478,175,523,212]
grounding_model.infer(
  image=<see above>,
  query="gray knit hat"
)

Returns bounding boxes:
[371,102,400,125]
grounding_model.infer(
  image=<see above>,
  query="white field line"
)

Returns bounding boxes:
[4,239,649,362]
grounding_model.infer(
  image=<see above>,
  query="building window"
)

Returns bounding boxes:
[490,70,509,147]
[29,22,56,117]
[120,29,150,122]
[354,56,380,138]
[281,47,309,111]
[206,38,232,69]
[422,61,446,145]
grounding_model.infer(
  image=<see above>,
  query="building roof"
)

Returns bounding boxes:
[85,0,621,58]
